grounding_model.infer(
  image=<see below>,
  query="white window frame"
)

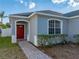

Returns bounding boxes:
[47,18,63,34]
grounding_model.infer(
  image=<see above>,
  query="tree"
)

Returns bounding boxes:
[0,11,7,28]
[0,11,4,24]
[0,11,7,24]
[6,23,11,28]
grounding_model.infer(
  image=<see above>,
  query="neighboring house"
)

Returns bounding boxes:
[9,10,79,46]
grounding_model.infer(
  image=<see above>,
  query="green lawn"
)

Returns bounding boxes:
[0,36,27,59]
[0,37,18,48]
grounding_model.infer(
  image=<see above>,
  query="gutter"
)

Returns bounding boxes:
[10,12,78,19]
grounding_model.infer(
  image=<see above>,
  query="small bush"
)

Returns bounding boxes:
[38,35,49,47]
[38,34,68,47]
[73,34,79,44]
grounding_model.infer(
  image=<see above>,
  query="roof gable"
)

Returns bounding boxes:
[10,10,63,17]
[10,10,79,18]
[11,12,33,17]
[36,10,63,16]
[64,10,79,17]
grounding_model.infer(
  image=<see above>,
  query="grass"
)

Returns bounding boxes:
[0,36,27,59]
[0,37,18,48]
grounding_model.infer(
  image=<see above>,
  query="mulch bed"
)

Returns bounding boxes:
[38,44,79,59]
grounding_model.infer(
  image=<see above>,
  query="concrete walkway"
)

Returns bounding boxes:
[19,41,52,59]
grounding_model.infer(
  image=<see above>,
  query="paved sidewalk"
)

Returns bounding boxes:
[19,41,52,59]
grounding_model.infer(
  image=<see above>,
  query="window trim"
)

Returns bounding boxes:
[47,18,63,34]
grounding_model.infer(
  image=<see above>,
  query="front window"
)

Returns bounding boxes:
[48,19,62,34]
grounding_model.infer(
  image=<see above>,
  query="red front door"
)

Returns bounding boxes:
[17,25,24,41]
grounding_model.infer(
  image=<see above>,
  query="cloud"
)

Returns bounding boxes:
[68,0,79,7]
[15,0,27,7]
[15,0,24,4]
[51,0,66,4]
[19,0,24,4]
[51,0,79,7]
[15,0,36,9]
[29,2,36,9]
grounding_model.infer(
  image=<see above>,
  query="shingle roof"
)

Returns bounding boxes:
[63,10,79,17]
[36,10,63,16]
[11,10,63,17]
[11,10,79,17]
[11,12,33,17]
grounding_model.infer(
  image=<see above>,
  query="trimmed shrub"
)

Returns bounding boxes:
[73,34,79,43]
[38,34,68,47]
[38,35,49,47]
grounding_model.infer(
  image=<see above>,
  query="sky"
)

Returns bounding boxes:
[0,0,79,23]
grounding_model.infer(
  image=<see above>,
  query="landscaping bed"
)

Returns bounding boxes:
[0,37,27,59]
[38,44,79,59]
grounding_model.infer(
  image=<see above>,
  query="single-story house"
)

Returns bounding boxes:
[9,10,79,46]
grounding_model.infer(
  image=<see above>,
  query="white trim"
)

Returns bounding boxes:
[28,21,30,41]
[10,16,27,18]
[34,35,38,46]
[36,12,79,19]
[69,15,79,19]
[61,20,63,34]
[15,20,30,42]
[47,19,49,34]
[10,12,79,19]
[10,12,69,19]
[12,35,16,43]
[10,13,36,19]
[36,12,69,19]
[47,18,63,34]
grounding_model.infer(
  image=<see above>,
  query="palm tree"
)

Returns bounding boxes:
[0,11,7,29]
[0,11,5,24]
